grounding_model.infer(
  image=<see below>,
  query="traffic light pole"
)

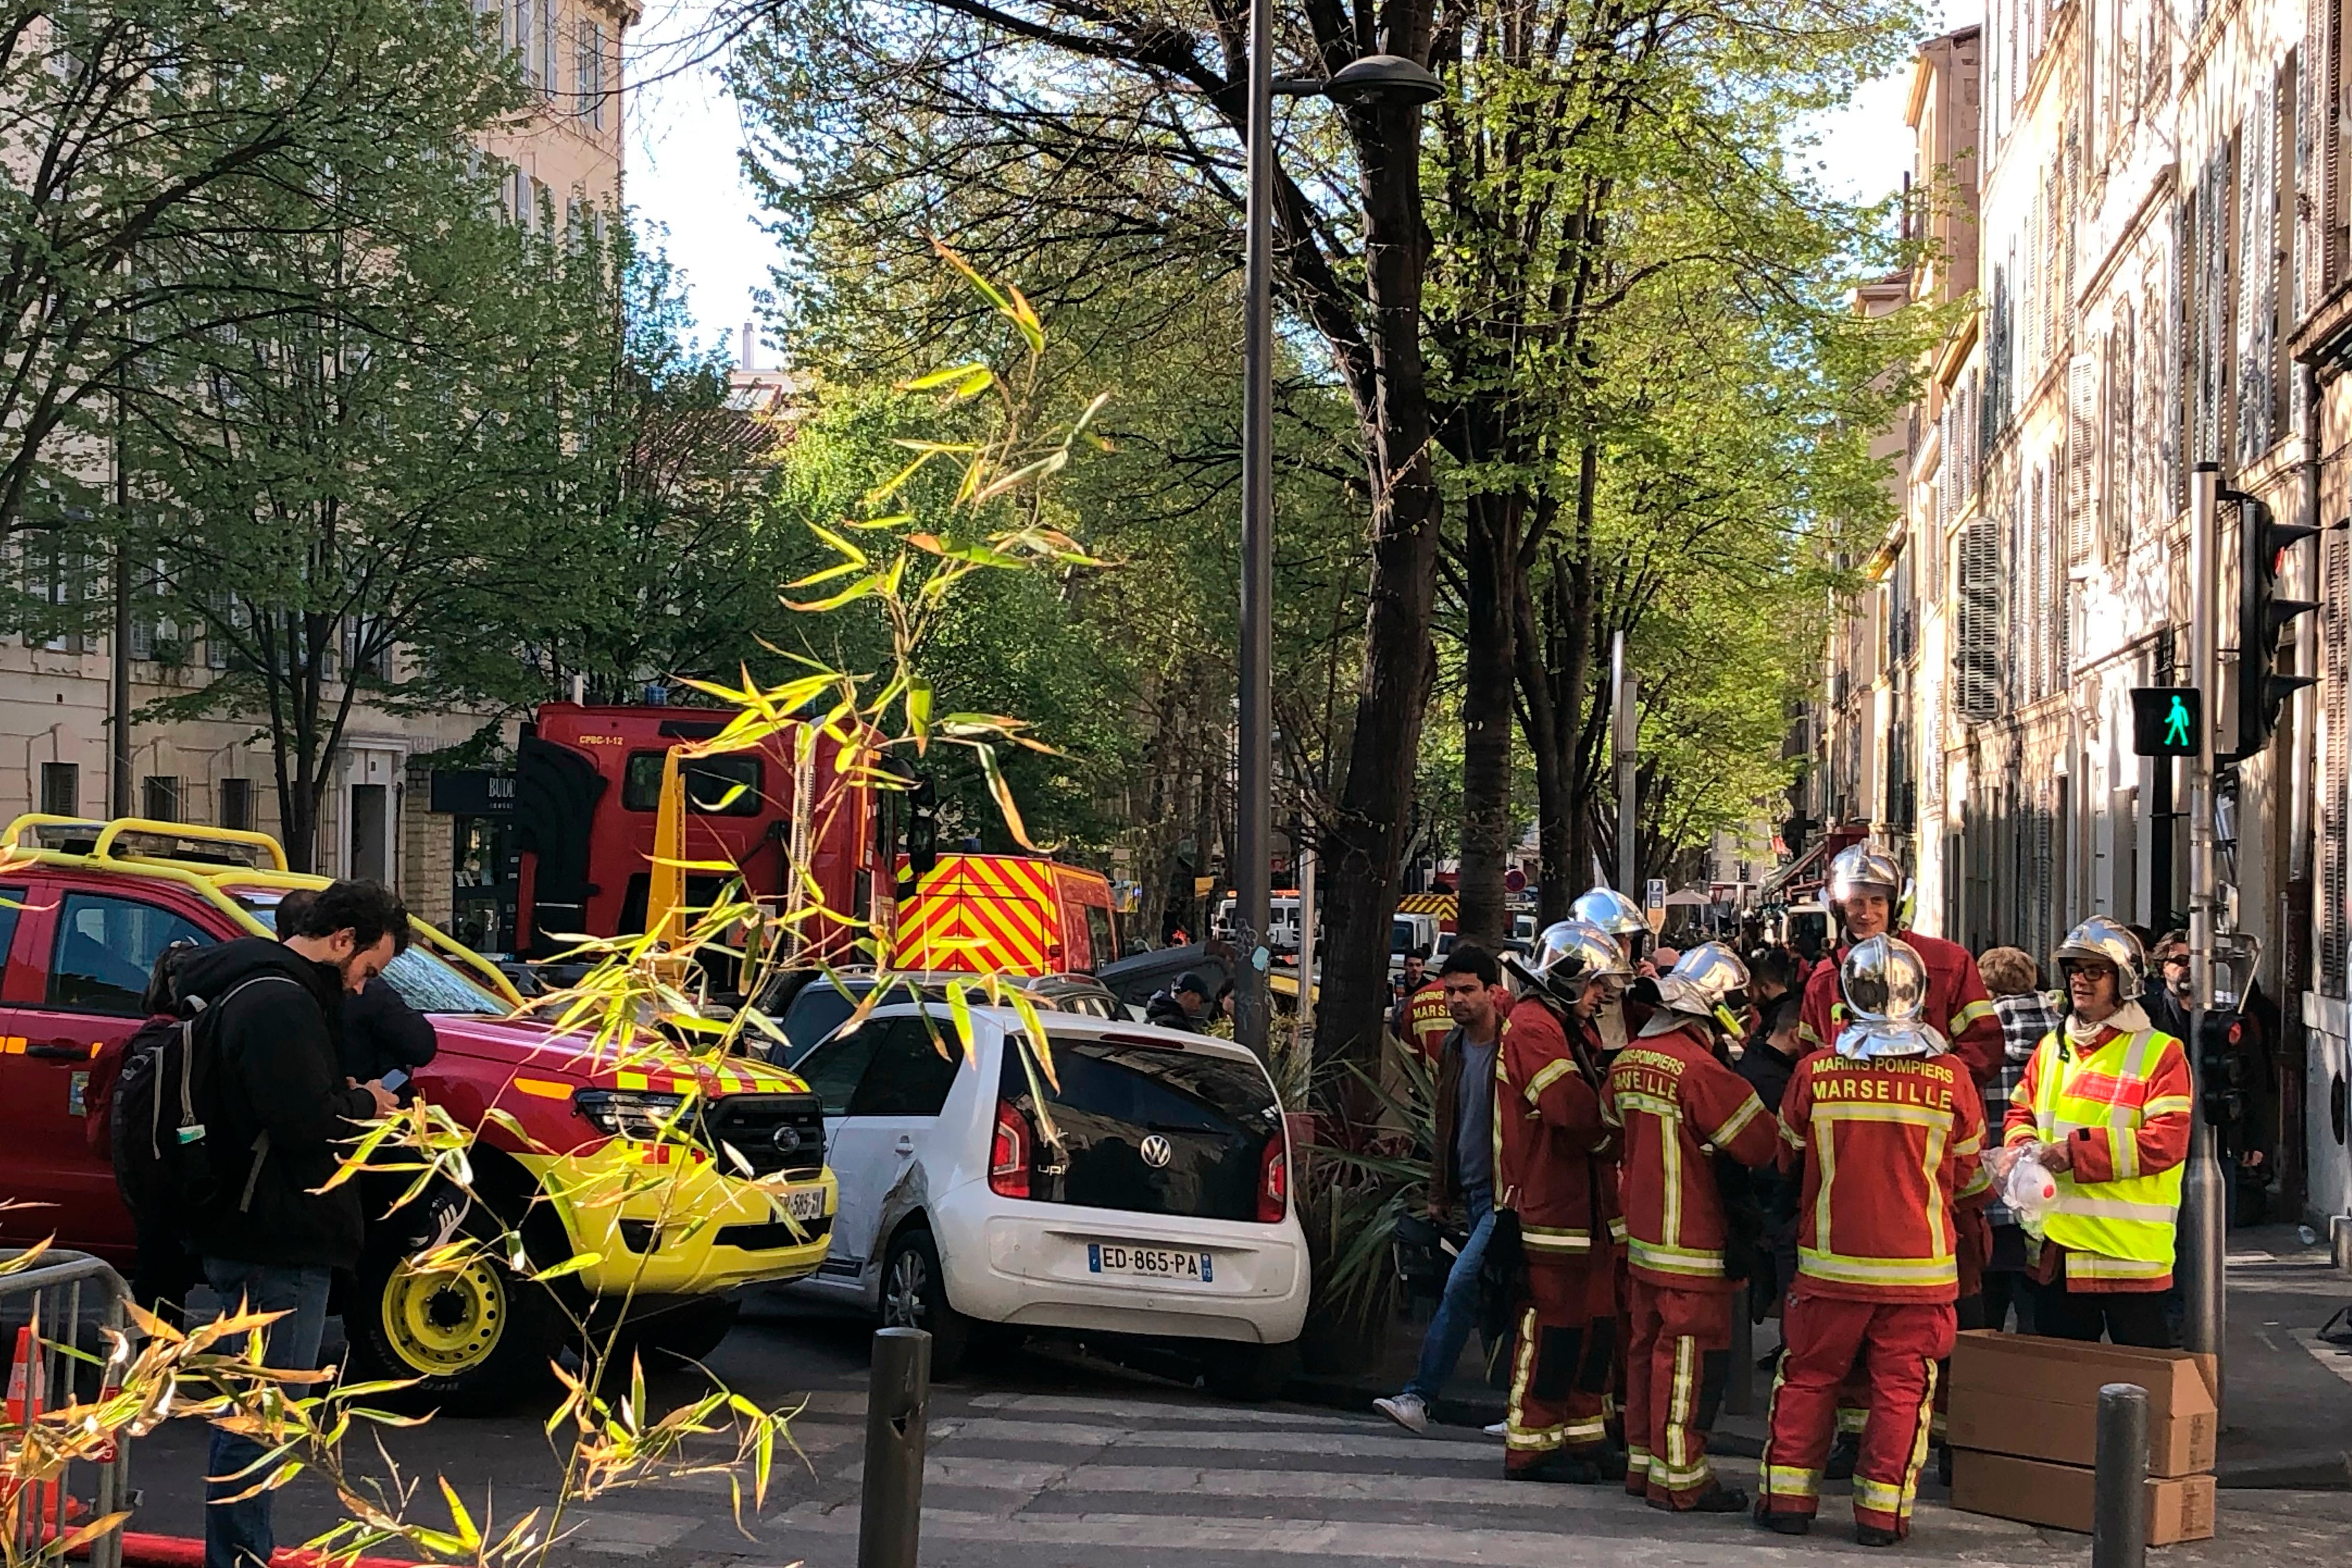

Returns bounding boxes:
[2182,464,2228,1388]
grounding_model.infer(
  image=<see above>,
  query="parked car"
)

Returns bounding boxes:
[0,814,837,1410]
[781,1005,1308,1396]
[756,968,1122,1061]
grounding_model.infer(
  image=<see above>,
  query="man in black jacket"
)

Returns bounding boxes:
[273,887,437,1088]
[1145,971,1210,1032]
[176,880,404,1568]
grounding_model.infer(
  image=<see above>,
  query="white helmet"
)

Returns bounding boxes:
[1833,935,1949,1060]
[1572,885,1648,938]
[1637,942,1750,1039]
[1827,844,1904,910]
[1505,919,1630,1005]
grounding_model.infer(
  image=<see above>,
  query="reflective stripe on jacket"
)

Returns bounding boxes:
[2002,1026,2190,1289]
[1603,1024,1778,1289]
[1777,1049,1988,1302]
[1495,1000,1609,1257]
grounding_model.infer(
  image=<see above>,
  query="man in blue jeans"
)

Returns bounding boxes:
[1376,944,1507,1434]
[173,880,406,1568]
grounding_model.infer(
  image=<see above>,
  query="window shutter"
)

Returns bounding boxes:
[2321,527,2351,996]
[2067,351,2098,565]
[1956,518,1999,721]
[2238,93,2275,461]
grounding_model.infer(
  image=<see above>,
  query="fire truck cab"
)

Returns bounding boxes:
[512,704,890,963]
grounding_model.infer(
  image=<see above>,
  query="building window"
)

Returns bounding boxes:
[219,777,255,832]
[540,0,558,103]
[40,761,79,817]
[577,19,606,130]
[142,775,180,823]
[511,0,534,86]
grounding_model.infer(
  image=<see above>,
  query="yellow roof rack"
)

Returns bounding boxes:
[3,814,289,871]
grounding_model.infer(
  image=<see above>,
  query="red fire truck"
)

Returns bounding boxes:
[512,704,892,963]
[512,704,1117,976]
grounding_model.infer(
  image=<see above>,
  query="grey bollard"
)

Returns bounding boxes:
[2092,1383,2150,1568]
[858,1327,932,1568]
[1724,1286,1755,1415]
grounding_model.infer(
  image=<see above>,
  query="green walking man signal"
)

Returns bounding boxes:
[2130,686,2202,757]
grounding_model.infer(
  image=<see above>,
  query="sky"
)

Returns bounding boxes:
[626,1,1984,359]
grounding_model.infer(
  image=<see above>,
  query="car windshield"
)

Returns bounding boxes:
[233,890,505,1015]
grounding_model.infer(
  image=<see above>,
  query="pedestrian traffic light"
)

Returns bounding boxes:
[2129,687,2200,757]
[2225,489,2321,760]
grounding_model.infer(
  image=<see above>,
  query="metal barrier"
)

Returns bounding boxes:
[3,1249,132,1568]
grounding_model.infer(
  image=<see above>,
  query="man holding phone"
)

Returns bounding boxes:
[276,886,437,1095]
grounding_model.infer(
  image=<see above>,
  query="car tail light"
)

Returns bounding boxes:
[990,1100,1030,1199]
[1257,1137,1289,1223]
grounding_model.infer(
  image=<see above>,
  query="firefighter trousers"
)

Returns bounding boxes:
[1503,1256,1616,1471]
[1760,1293,1958,1538]
[1623,1278,1732,1508]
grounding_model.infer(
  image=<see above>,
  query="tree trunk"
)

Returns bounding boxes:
[1558,442,1601,894]
[1311,92,1443,1087]
[1513,568,1572,927]
[1457,489,1516,946]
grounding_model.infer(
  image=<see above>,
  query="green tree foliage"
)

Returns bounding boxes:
[0,0,528,533]
[729,0,1935,1066]
[756,259,1369,939]
[123,37,612,869]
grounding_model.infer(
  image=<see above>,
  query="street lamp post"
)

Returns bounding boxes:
[1232,31,1441,1061]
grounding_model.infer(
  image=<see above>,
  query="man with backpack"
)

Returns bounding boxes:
[166,880,405,1568]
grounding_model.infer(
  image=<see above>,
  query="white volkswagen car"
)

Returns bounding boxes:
[783,1005,1308,1397]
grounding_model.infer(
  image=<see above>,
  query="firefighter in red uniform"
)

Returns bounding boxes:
[1492,919,1629,1482]
[1602,943,1779,1512]
[1758,936,1990,1547]
[1798,844,1999,1474]
[1797,846,2001,1086]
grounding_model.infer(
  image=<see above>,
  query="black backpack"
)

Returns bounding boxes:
[111,974,299,1228]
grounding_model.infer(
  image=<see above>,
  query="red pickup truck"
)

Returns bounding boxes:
[0,815,837,1408]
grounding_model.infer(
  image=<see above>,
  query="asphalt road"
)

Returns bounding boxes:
[111,1283,2352,1567]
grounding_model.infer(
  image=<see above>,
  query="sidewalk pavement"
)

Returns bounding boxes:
[1301,1220,2352,1489]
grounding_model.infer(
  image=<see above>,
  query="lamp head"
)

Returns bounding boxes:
[1321,54,1444,108]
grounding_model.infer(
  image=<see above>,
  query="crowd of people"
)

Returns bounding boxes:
[1375,846,2202,1547]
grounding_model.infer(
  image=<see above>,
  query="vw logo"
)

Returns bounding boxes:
[1139,1135,1174,1169]
[770,1124,803,1155]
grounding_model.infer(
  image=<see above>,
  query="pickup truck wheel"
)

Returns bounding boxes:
[346,1233,559,1415]
[879,1228,970,1379]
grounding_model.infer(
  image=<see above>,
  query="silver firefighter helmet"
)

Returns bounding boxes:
[1572,885,1648,938]
[1637,942,1750,1040]
[1826,844,1904,910]
[1505,919,1630,1006]
[2053,915,2146,1001]
[1833,934,1949,1060]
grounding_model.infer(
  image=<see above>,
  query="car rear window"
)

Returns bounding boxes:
[1000,1035,1280,1222]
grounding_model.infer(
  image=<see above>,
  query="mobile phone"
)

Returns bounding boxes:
[379,1067,411,1094]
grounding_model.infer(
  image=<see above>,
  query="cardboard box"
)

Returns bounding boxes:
[1946,1331,2217,1477]
[1950,1449,2216,1543]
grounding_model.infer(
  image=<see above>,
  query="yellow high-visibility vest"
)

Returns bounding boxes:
[2017,1027,2190,1285]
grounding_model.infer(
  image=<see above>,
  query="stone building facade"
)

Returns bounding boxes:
[0,2,632,941]
[1814,0,2352,1225]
